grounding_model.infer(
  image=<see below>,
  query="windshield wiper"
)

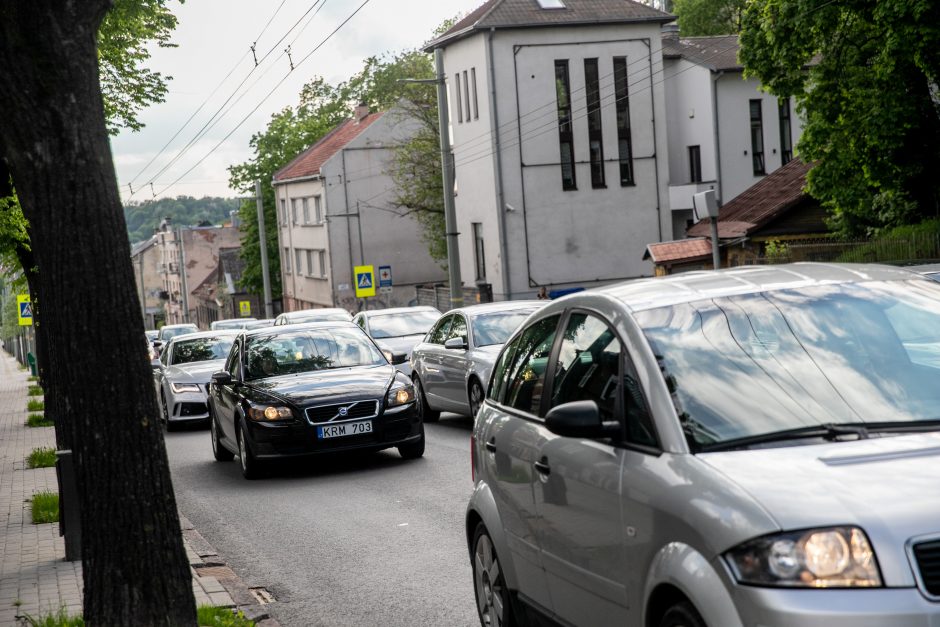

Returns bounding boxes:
[850,420,940,434]
[702,423,870,453]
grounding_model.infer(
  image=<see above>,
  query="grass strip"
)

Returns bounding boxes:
[27,447,57,469]
[30,491,59,524]
[27,399,45,412]
[26,413,54,428]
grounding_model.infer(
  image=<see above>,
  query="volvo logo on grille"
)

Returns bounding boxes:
[338,406,349,417]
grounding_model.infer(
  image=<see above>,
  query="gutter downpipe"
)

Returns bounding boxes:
[487,28,512,300]
[341,150,357,310]
[511,45,536,289]
[712,70,725,204]
[646,38,663,242]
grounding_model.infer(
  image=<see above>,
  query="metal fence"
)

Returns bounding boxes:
[731,233,940,267]
[415,284,486,312]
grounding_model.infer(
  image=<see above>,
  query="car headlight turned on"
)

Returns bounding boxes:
[247,405,293,422]
[171,382,202,394]
[386,382,416,407]
[725,526,881,588]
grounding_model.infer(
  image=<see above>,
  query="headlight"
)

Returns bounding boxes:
[171,382,202,394]
[725,526,881,588]
[247,405,293,421]
[386,382,416,407]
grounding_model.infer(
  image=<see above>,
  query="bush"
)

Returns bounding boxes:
[28,385,44,396]
[836,219,940,263]
[30,491,59,524]
[27,399,44,412]
[26,413,53,428]
[196,605,255,627]
[27,447,57,469]
[18,607,84,627]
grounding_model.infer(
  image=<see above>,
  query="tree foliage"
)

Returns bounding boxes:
[672,0,746,36]
[124,196,240,242]
[740,0,940,234]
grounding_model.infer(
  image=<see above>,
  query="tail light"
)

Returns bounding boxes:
[470,434,476,483]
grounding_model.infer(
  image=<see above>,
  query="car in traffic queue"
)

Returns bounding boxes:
[210,318,257,330]
[353,305,441,377]
[154,330,237,431]
[153,322,199,353]
[410,301,543,422]
[207,321,423,479]
[467,263,940,627]
[243,318,276,329]
[273,308,352,326]
[906,262,940,283]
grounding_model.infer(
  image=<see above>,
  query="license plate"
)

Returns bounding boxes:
[317,420,373,439]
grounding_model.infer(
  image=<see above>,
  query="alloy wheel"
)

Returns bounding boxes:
[473,528,508,627]
[469,380,484,419]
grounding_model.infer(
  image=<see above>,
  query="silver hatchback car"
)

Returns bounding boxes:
[468,264,940,627]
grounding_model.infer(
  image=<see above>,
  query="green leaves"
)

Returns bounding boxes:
[673,0,746,36]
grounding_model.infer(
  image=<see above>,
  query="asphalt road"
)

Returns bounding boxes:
[165,415,479,627]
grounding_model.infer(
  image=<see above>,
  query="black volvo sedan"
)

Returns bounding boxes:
[207,321,424,479]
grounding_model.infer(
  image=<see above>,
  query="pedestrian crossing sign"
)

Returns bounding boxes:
[17,294,33,326]
[354,265,375,298]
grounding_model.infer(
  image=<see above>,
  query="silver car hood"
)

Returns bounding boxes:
[374,334,424,357]
[700,432,940,585]
[165,359,226,383]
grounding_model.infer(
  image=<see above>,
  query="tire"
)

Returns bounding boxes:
[472,523,515,627]
[468,378,484,420]
[210,409,234,462]
[414,376,439,423]
[398,424,426,460]
[162,392,177,432]
[659,601,707,627]
[236,423,264,480]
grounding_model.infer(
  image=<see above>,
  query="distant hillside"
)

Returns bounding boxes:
[124,196,243,243]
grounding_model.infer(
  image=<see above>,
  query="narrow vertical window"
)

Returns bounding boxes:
[283,247,291,273]
[554,60,576,190]
[279,199,287,225]
[302,197,310,224]
[454,74,463,123]
[463,71,471,123]
[291,198,299,224]
[295,249,303,275]
[584,58,605,188]
[688,145,702,183]
[306,250,313,277]
[613,56,634,186]
[750,99,765,175]
[778,98,792,166]
[471,68,479,120]
[314,195,323,223]
[472,223,486,280]
[318,250,326,277]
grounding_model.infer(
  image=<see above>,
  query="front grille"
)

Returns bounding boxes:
[913,539,940,597]
[306,400,379,424]
[178,402,208,417]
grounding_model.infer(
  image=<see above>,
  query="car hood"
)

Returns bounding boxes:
[699,432,940,585]
[165,359,226,382]
[374,334,424,356]
[244,365,396,406]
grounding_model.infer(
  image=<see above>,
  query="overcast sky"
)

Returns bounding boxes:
[111,0,473,203]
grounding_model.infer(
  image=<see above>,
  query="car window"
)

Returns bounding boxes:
[500,316,559,415]
[448,314,468,342]
[243,328,384,379]
[488,341,518,403]
[550,313,621,421]
[368,311,440,339]
[171,337,235,365]
[354,315,366,330]
[471,309,537,346]
[160,344,170,366]
[225,343,240,378]
[427,315,452,345]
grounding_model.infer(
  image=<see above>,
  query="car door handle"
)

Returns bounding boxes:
[534,458,551,475]
[485,439,497,453]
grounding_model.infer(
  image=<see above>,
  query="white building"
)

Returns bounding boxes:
[662,32,805,237]
[426,0,675,300]
[272,107,447,312]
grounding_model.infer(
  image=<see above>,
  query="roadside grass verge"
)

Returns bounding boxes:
[27,399,44,412]
[17,605,250,627]
[27,447,57,469]
[17,606,83,627]
[30,491,59,524]
[28,375,39,382]
[28,385,44,396]
[26,413,54,428]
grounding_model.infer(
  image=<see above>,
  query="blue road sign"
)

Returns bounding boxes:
[378,265,392,288]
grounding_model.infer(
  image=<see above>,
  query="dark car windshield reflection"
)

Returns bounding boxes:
[369,311,440,339]
[171,337,234,365]
[634,280,940,449]
[244,328,385,380]
[472,310,538,346]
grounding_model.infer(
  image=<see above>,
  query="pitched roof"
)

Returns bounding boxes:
[662,35,741,71]
[426,0,673,50]
[272,112,385,183]
[687,159,814,239]
[643,237,714,264]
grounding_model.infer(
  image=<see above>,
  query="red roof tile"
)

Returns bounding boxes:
[687,159,813,239]
[644,238,714,264]
[273,112,385,182]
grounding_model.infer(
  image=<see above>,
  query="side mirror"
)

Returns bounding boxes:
[211,371,233,385]
[152,340,163,350]
[391,352,409,365]
[545,400,620,439]
[444,336,468,350]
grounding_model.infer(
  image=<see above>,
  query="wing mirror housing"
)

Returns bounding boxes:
[545,400,620,439]
[211,371,233,385]
[444,336,468,350]
[390,352,409,365]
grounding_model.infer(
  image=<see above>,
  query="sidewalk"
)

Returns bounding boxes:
[0,351,236,625]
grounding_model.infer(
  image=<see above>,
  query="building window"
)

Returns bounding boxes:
[454,74,463,123]
[295,249,303,275]
[302,197,310,224]
[291,198,300,224]
[463,71,471,123]
[472,223,486,280]
[613,56,634,186]
[279,199,287,225]
[470,68,479,120]
[584,58,605,189]
[283,247,291,273]
[750,99,765,175]
[317,250,326,277]
[779,98,792,166]
[306,250,313,277]
[688,145,702,183]
[554,59,576,191]
[314,195,323,223]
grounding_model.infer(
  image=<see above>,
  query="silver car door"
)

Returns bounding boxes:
[439,313,470,410]
[419,314,452,407]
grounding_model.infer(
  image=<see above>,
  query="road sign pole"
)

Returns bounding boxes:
[434,49,463,309]
[256,180,274,319]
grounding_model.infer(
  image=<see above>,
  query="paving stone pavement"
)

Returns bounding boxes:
[0,349,248,625]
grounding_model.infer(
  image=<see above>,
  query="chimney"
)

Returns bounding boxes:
[353,102,370,123]
[661,22,680,40]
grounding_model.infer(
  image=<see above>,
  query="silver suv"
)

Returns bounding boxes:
[467,264,940,627]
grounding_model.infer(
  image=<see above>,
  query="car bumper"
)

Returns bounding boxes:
[245,402,422,458]
[166,389,210,423]
[732,585,940,626]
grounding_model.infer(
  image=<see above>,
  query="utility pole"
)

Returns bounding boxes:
[176,226,190,323]
[256,181,274,319]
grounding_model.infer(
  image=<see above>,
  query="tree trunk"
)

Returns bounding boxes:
[0,2,196,625]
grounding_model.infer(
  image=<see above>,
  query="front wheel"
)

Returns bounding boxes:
[237,423,264,479]
[398,425,425,460]
[414,376,439,423]
[162,392,177,432]
[468,379,484,420]
[659,601,707,627]
[210,409,234,462]
[472,523,515,627]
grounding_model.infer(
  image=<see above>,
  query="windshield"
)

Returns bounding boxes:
[369,311,440,339]
[160,325,198,341]
[213,319,253,330]
[634,281,940,450]
[291,312,351,324]
[472,309,537,347]
[170,336,234,365]
[244,328,385,380]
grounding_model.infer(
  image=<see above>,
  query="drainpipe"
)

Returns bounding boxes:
[712,70,725,204]
[645,38,663,242]
[487,28,511,300]
[341,150,356,309]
